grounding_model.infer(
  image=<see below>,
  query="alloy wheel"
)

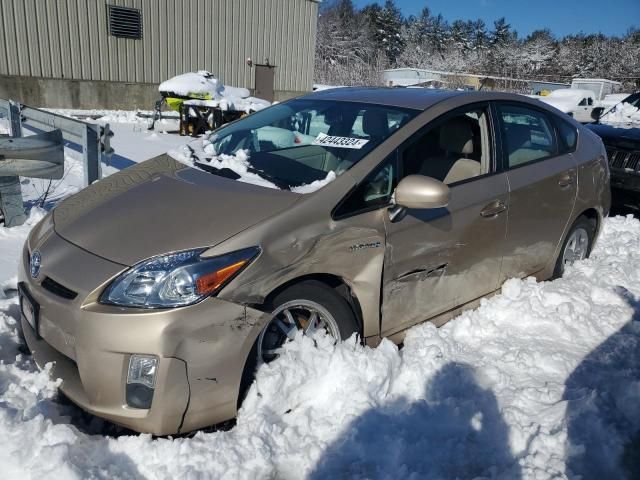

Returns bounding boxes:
[562,227,589,270]
[257,299,341,364]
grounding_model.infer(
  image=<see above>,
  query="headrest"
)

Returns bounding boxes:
[439,118,474,155]
[362,110,389,139]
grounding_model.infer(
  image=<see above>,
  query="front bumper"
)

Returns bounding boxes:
[20,229,269,435]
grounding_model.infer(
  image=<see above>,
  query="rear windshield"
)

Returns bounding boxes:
[190,99,418,192]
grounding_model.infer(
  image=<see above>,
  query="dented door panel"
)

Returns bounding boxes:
[217,203,388,338]
[381,173,509,336]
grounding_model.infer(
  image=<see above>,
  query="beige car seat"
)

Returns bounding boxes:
[420,117,481,184]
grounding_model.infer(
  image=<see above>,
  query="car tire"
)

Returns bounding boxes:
[553,215,596,278]
[237,280,359,407]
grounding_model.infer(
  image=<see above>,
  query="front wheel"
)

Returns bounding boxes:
[238,280,359,406]
[554,215,596,278]
[257,280,359,364]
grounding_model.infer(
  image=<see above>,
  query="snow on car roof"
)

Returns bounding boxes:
[547,88,595,98]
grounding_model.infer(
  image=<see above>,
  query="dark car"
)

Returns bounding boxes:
[587,92,640,210]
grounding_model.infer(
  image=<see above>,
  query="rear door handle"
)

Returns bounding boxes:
[480,200,507,218]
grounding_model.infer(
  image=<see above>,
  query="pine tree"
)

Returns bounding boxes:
[490,17,512,46]
[364,0,405,66]
[405,7,431,45]
[450,20,472,53]
[428,14,449,57]
[471,19,488,51]
[314,1,640,91]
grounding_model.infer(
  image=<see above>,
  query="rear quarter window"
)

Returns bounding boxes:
[555,118,578,154]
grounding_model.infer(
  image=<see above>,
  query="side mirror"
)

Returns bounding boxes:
[394,174,450,210]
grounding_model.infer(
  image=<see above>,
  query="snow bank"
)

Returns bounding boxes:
[47,109,155,124]
[1,216,639,479]
[600,93,631,109]
[601,101,640,125]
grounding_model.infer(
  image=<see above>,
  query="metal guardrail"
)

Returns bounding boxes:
[0,98,113,185]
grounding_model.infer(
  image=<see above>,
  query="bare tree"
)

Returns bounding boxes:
[314,2,640,91]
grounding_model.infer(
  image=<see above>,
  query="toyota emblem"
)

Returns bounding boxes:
[30,250,42,279]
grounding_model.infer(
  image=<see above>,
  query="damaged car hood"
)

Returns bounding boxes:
[53,154,300,265]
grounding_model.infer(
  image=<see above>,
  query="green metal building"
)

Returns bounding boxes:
[0,0,320,108]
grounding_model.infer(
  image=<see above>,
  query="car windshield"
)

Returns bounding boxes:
[192,99,418,192]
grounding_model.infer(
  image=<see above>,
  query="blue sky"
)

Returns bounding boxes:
[352,0,639,37]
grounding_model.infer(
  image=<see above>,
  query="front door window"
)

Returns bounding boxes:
[400,108,492,185]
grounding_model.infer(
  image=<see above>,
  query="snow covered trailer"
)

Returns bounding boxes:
[571,78,623,101]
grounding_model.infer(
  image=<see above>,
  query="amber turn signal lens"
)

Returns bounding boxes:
[195,260,248,295]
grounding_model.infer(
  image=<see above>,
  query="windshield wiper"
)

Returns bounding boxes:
[195,160,291,190]
[246,166,292,190]
[194,160,242,181]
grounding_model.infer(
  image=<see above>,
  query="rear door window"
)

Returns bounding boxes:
[498,104,558,168]
[555,117,578,154]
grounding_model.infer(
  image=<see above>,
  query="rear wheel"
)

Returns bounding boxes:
[238,280,359,405]
[554,215,596,277]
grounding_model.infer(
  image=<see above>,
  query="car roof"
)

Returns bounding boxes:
[297,87,550,111]
[298,87,462,110]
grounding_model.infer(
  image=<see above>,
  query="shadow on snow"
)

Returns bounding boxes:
[310,361,522,479]
[562,286,640,480]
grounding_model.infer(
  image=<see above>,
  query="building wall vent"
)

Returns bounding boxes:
[107,5,142,39]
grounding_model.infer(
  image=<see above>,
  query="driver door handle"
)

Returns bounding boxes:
[480,200,507,218]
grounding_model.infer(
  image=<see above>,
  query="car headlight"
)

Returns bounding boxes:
[100,247,259,308]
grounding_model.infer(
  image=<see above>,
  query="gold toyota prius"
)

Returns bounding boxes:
[19,88,610,435]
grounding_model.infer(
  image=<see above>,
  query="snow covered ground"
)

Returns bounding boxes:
[48,109,192,164]
[0,210,639,479]
[1,111,638,479]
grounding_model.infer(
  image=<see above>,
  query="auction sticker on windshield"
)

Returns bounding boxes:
[312,133,369,149]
